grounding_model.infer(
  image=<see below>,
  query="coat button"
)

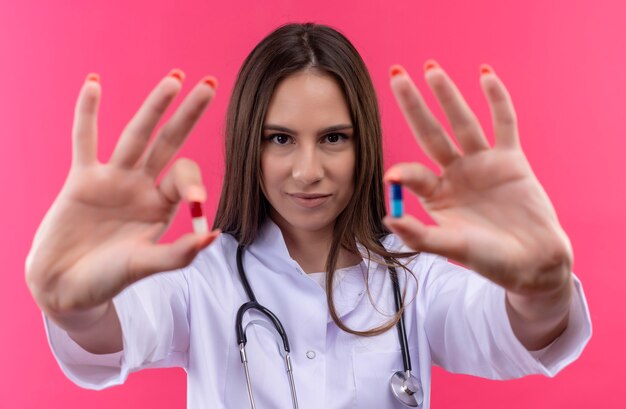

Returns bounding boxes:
[306,350,316,359]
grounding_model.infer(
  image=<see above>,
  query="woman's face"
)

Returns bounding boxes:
[261,70,355,237]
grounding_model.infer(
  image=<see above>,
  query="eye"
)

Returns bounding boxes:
[266,133,293,145]
[323,133,349,144]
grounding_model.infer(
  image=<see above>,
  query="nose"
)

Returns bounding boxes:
[292,144,324,185]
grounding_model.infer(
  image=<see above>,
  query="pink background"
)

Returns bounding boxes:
[1,0,623,407]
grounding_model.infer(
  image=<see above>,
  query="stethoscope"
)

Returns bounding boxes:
[235,244,424,408]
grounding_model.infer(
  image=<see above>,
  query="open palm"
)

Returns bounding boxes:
[25,72,220,314]
[384,63,572,295]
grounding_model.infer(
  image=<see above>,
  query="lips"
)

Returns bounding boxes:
[288,193,331,208]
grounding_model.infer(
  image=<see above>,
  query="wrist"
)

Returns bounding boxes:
[505,274,574,350]
[45,301,113,334]
[506,273,573,323]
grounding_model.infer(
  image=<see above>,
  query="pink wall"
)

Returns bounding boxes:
[1,0,623,407]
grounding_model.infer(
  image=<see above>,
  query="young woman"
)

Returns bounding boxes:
[26,23,591,408]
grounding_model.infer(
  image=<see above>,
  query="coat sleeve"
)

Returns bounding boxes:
[420,254,592,379]
[43,269,191,390]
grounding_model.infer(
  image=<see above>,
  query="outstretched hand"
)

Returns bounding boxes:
[26,71,221,315]
[383,62,572,297]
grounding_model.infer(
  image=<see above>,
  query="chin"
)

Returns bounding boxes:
[273,208,338,234]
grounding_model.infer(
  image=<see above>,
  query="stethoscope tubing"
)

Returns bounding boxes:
[234,243,418,408]
[389,264,412,373]
[236,301,291,352]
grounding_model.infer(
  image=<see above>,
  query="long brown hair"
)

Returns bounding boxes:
[213,22,417,336]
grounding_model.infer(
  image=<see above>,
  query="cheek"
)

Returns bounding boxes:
[260,153,284,192]
[340,151,356,182]
[331,151,356,193]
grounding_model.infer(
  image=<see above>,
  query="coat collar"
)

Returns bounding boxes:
[247,219,392,319]
[247,218,299,277]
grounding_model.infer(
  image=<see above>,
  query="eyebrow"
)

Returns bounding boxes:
[263,124,354,134]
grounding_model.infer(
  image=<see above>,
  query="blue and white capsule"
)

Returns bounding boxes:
[389,183,404,218]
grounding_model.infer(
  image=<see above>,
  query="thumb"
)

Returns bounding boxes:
[384,215,467,262]
[126,230,221,282]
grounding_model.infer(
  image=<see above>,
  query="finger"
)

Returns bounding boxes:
[126,229,221,282]
[109,69,185,168]
[142,77,218,179]
[157,158,207,205]
[424,61,490,154]
[479,65,520,150]
[383,215,467,261]
[72,74,101,167]
[389,65,460,167]
[384,162,439,199]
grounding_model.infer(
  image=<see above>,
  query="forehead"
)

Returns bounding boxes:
[264,70,352,128]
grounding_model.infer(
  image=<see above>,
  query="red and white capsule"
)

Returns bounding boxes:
[189,201,209,235]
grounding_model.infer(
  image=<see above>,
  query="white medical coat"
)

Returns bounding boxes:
[44,220,592,408]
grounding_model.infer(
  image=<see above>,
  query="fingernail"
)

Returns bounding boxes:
[384,169,402,184]
[86,73,100,83]
[424,59,440,72]
[201,76,218,90]
[187,185,206,202]
[385,218,407,234]
[389,65,406,77]
[195,233,215,251]
[169,68,186,82]
[480,64,494,75]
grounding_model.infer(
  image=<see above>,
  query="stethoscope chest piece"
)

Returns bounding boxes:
[390,371,423,407]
